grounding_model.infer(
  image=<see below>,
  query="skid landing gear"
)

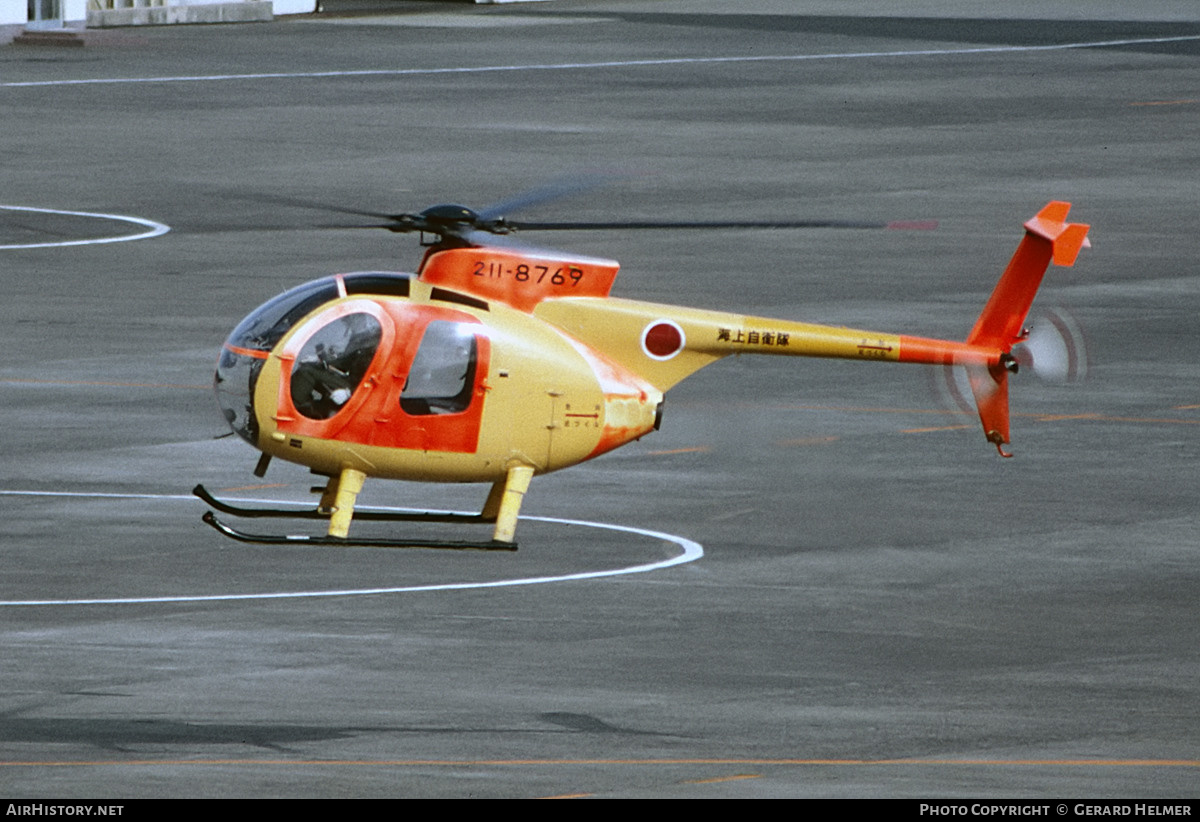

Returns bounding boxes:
[200,510,517,550]
[195,463,533,551]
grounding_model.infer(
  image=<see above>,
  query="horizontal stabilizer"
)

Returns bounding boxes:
[1023,201,1090,267]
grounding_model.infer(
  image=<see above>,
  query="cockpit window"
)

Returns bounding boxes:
[227,278,340,353]
[214,347,263,445]
[400,321,478,416]
[290,312,382,420]
[343,273,411,297]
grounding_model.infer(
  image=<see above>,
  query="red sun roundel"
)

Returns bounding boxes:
[641,320,685,360]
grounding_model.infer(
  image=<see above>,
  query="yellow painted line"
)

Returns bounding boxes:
[1030,413,1102,422]
[0,377,208,390]
[771,403,966,416]
[2,757,1196,768]
[538,793,594,799]
[647,446,711,455]
[1036,415,1200,425]
[777,436,839,446]
[683,773,762,785]
[1130,99,1196,106]
[667,403,1200,450]
[894,759,1200,767]
[764,403,1200,427]
[706,507,758,523]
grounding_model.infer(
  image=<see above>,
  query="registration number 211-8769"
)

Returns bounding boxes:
[473,261,585,287]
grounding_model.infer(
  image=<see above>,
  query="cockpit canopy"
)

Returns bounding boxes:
[224,273,410,355]
[214,273,412,443]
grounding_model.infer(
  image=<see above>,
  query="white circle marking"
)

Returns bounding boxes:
[0,490,703,606]
[0,205,171,250]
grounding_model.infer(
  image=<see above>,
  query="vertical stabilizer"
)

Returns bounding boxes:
[965,202,1089,454]
[968,201,1089,348]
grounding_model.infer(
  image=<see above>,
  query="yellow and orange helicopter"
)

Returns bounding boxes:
[198,193,1089,550]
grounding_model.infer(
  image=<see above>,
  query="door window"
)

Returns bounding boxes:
[290,312,382,420]
[400,321,478,416]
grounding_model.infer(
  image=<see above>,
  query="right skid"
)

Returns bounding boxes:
[192,484,494,524]
[201,511,518,551]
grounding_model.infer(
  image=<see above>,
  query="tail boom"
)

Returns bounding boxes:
[534,202,1087,457]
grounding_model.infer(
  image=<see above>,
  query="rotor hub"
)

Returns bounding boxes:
[419,204,481,227]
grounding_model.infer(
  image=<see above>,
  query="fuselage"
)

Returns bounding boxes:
[214,271,664,483]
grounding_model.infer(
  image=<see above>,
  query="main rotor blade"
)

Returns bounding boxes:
[475,172,620,222]
[219,191,404,222]
[502,219,938,231]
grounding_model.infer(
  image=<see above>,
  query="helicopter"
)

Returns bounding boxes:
[198,197,1089,550]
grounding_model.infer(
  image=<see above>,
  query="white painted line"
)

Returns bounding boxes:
[0,490,703,606]
[3,36,1198,89]
[0,205,171,250]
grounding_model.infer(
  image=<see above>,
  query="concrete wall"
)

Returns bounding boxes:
[271,0,313,14]
[1,0,87,25]
[1,0,31,25]
[87,1,274,27]
[0,0,315,33]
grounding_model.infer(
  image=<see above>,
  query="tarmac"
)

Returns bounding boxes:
[1,0,1198,799]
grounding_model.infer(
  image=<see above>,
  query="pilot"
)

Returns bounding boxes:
[291,342,353,419]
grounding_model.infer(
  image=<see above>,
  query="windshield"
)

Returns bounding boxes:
[225,277,340,353]
[215,274,413,442]
[215,278,340,444]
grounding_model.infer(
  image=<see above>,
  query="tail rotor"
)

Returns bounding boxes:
[1012,309,1089,384]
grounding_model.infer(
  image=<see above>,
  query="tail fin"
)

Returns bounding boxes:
[966,202,1089,455]
[968,202,1090,348]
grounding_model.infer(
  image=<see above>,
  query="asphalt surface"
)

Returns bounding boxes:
[1,0,1198,799]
